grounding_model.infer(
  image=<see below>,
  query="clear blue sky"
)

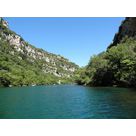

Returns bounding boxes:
[5,17,124,67]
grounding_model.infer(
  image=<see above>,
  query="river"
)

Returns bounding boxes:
[0,85,136,119]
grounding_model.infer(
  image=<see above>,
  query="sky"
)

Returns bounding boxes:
[5,17,124,67]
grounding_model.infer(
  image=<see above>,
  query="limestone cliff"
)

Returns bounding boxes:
[0,18,78,86]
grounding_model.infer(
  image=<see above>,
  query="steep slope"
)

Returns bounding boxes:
[108,17,136,48]
[0,18,79,87]
[76,17,136,87]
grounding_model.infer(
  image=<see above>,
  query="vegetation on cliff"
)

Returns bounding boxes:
[1,17,136,88]
[76,17,136,88]
[76,37,136,87]
[0,18,78,87]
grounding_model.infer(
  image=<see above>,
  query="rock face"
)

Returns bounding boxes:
[0,18,78,79]
[108,17,136,48]
[0,17,8,28]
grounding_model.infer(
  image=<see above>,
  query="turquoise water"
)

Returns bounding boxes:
[0,85,136,119]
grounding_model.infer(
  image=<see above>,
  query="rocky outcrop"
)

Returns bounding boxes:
[0,18,78,78]
[0,17,8,28]
[108,17,136,48]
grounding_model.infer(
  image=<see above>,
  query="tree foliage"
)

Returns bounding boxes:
[77,37,136,87]
[0,39,75,87]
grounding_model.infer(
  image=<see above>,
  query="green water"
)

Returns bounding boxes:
[0,85,136,119]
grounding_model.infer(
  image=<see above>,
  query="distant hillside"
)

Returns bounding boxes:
[0,18,79,87]
[76,17,136,88]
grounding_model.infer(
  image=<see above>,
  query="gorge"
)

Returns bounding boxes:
[0,17,136,119]
[0,17,136,88]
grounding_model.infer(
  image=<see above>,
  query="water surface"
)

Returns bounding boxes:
[0,85,136,119]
